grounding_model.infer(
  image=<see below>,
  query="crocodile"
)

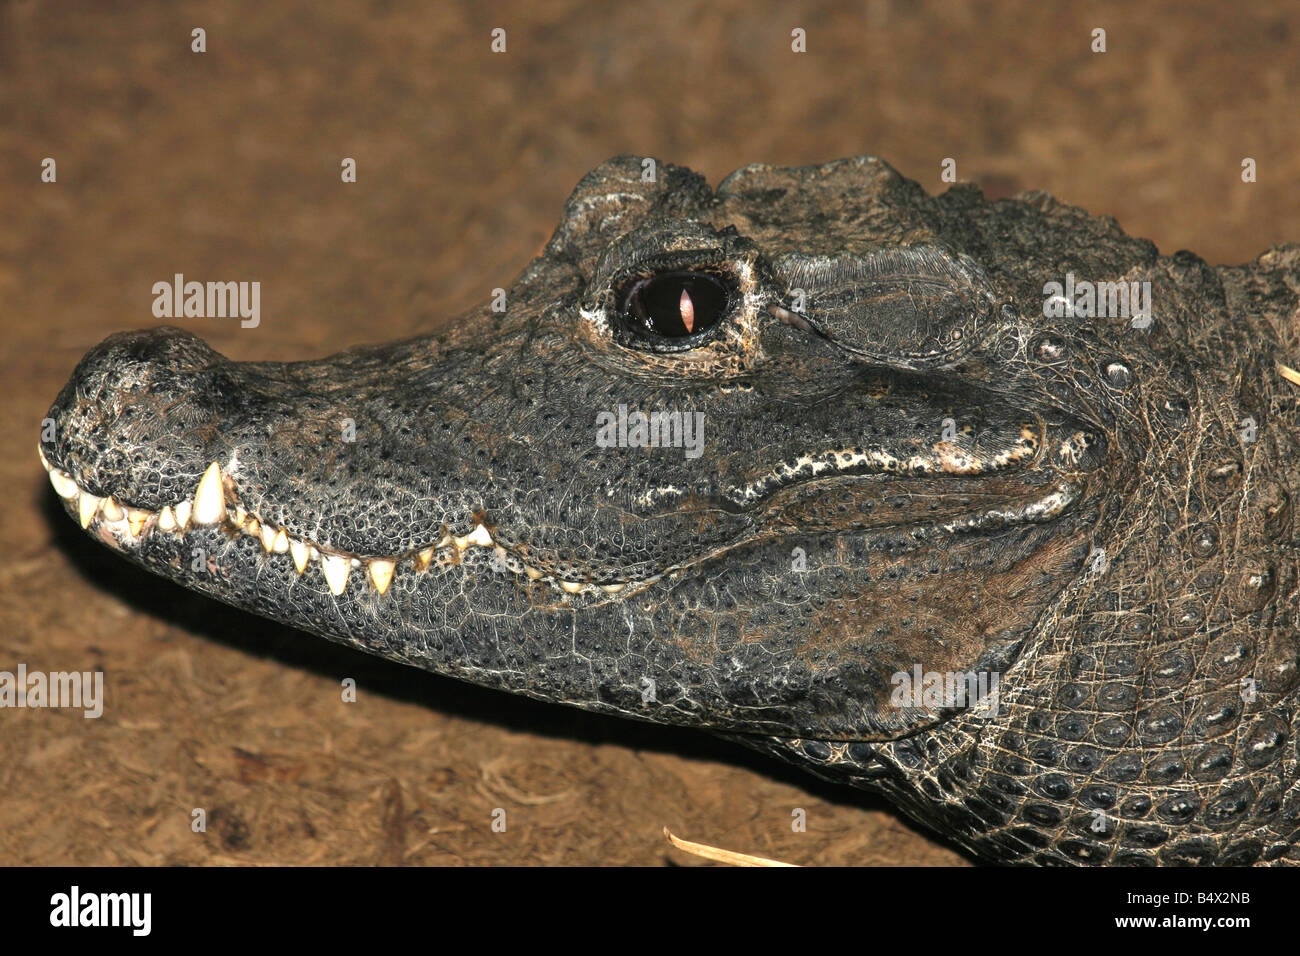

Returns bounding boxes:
[40,156,1300,865]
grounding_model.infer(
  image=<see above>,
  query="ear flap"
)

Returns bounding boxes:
[545,156,714,273]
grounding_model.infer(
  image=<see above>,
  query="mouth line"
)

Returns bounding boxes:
[727,426,1048,507]
[40,447,660,600]
[43,441,1082,606]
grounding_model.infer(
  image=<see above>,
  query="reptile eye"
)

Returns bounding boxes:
[619,272,731,341]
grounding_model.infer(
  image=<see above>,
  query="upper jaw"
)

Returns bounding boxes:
[41,320,1105,605]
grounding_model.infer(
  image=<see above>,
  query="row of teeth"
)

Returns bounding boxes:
[40,449,644,599]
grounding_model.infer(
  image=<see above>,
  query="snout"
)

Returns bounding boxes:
[42,326,233,509]
[40,324,473,561]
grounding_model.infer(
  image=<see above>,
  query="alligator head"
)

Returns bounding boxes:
[41,157,1300,865]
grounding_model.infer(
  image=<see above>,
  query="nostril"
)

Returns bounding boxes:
[78,326,220,392]
[134,325,221,372]
[42,327,226,493]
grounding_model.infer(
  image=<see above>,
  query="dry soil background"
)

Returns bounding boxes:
[3,0,1299,865]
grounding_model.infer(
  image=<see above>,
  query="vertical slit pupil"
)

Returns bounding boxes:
[626,272,728,338]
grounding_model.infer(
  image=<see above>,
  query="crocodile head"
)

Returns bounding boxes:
[41,154,1111,737]
[42,157,1300,863]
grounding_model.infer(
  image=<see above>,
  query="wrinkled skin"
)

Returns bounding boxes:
[42,157,1300,865]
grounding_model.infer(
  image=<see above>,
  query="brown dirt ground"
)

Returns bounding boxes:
[2,0,1298,866]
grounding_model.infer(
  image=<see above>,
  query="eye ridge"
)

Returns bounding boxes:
[615,270,734,348]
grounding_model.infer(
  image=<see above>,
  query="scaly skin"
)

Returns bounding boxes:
[41,157,1300,864]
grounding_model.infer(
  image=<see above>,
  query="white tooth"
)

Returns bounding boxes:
[413,547,435,571]
[174,499,192,528]
[321,553,350,595]
[234,506,247,526]
[559,579,584,594]
[192,462,226,525]
[289,538,310,574]
[599,582,627,594]
[454,524,494,550]
[158,505,178,532]
[37,446,51,472]
[271,528,289,553]
[244,517,260,537]
[309,546,320,561]
[524,565,544,580]
[259,523,277,552]
[100,497,124,522]
[368,559,396,595]
[49,469,79,499]
[127,508,150,536]
[78,492,102,529]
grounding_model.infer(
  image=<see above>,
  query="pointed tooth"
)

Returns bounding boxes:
[368,558,396,595]
[100,497,124,522]
[244,516,260,537]
[158,505,178,532]
[234,506,247,527]
[192,462,227,525]
[37,445,51,472]
[127,508,150,536]
[309,545,320,561]
[271,528,289,553]
[321,553,350,595]
[413,547,434,572]
[49,469,79,499]
[559,579,584,594]
[289,538,310,574]
[174,499,192,528]
[524,565,544,580]
[599,582,627,594]
[259,523,277,552]
[78,492,102,529]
